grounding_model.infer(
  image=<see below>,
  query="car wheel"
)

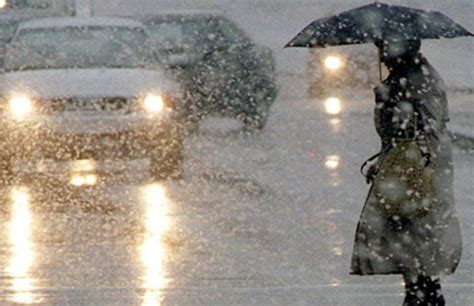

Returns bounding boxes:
[149,135,184,180]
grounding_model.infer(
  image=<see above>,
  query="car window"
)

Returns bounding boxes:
[5,26,158,71]
[211,17,250,48]
[148,18,216,52]
[146,16,250,53]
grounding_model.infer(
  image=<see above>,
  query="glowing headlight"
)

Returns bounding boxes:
[0,0,6,9]
[9,96,33,118]
[324,56,343,71]
[143,95,165,113]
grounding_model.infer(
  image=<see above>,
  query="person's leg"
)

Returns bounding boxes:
[403,274,446,306]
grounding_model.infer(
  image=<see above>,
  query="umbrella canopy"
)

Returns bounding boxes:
[286,2,473,48]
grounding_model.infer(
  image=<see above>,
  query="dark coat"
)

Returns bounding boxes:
[350,55,462,276]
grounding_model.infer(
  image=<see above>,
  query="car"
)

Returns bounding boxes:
[141,11,278,131]
[0,16,185,182]
[307,44,382,97]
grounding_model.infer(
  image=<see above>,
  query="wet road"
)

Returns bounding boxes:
[0,81,473,305]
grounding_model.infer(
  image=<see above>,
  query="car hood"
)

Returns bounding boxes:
[0,68,182,99]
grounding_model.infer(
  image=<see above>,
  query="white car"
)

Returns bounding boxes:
[0,16,185,181]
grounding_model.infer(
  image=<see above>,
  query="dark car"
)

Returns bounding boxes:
[142,11,278,131]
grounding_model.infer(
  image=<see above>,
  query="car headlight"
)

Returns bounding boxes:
[324,56,343,71]
[143,94,166,113]
[9,96,33,118]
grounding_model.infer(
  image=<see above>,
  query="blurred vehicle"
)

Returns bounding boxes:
[0,16,185,182]
[307,45,382,97]
[142,11,278,131]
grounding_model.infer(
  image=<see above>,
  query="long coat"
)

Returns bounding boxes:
[350,56,462,276]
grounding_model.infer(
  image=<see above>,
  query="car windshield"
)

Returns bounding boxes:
[5,26,155,71]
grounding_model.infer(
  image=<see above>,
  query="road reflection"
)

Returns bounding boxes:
[5,187,38,304]
[140,183,172,306]
[325,155,342,186]
[69,159,100,186]
[323,96,344,133]
[324,155,341,170]
[324,97,342,115]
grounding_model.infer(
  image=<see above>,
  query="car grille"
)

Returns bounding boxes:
[40,97,132,114]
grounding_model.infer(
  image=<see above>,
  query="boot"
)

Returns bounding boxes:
[403,275,426,306]
[424,278,446,306]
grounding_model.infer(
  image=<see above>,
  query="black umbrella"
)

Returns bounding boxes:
[286,2,473,48]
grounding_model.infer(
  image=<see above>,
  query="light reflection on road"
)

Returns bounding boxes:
[324,155,342,186]
[324,96,343,133]
[69,172,99,186]
[324,97,342,115]
[5,187,38,304]
[324,155,341,170]
[329,118,342,133]
[69,159,100,186]
[140,183,172,306]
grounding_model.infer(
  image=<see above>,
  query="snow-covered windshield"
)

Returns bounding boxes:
[5,26,155,71]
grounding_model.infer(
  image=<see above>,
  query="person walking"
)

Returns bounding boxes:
[350,39,462,306]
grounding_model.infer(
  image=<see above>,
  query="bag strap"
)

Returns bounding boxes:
[360,144,392,178]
